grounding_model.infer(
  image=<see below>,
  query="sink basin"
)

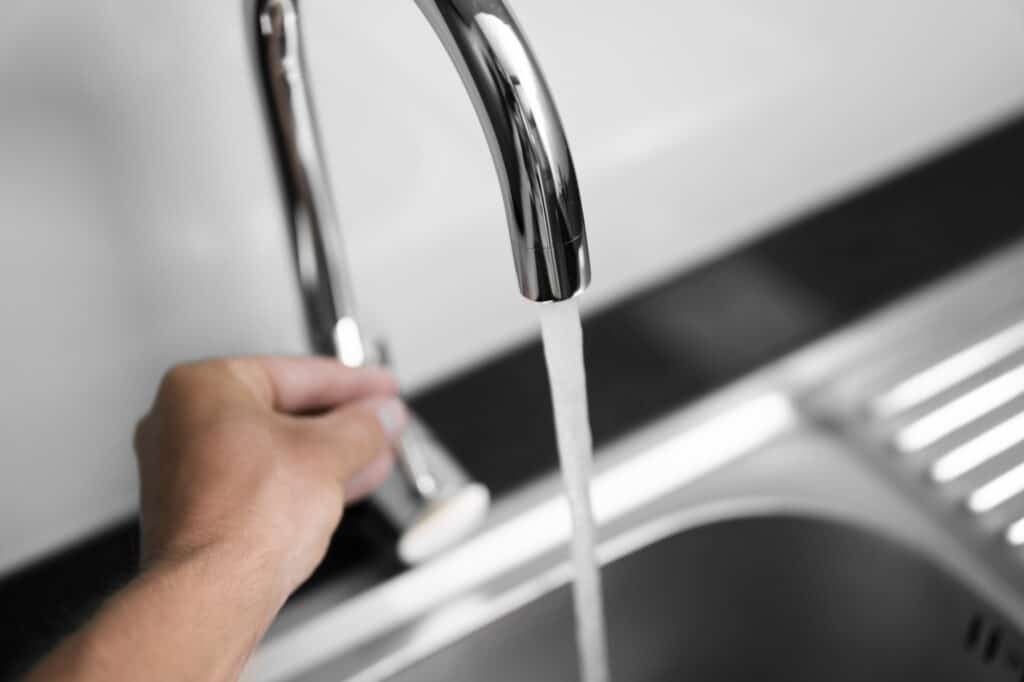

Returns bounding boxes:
[377,515,1020,682]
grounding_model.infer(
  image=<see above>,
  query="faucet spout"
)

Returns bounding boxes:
[415,0,590,301]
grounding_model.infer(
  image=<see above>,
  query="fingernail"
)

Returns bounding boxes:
[376,398,408,439]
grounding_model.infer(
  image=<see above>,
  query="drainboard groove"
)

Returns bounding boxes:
[894,363,1024,452]
[931,411,1024,483]
[829,317,1024,558]
[1003,517,1024,546]
[968,461,1024,514]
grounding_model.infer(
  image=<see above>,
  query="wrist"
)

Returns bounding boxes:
[145,538,291,615]
[129,544,286,679]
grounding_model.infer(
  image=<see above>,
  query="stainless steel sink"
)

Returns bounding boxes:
[384,515,1019,682]
[246,244,1024,682]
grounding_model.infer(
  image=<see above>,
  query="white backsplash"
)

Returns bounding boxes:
[3,0,1024,574]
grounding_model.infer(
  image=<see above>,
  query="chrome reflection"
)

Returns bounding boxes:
[414,0,590,300]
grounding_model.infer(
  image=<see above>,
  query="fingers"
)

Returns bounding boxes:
[344,453,396,503]
[160,352,399,411]
[150,356,407,502]
[301,396,409,487]
[196,356,399,414]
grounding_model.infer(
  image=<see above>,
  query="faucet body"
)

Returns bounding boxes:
[416,0,590,301]
[256,0,590,561]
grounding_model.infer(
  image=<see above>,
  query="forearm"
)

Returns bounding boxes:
[25,357,404,681]
[24,546,283,682]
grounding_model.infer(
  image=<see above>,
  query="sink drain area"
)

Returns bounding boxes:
[965,611,1024,680]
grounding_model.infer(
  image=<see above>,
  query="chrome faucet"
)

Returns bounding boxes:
[255,0,590,562]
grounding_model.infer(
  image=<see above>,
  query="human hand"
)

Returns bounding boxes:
[133,356,407,603]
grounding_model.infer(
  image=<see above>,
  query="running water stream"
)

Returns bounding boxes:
[539,299,611,682]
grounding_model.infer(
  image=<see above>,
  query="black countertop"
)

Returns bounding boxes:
[4,113,1024,677]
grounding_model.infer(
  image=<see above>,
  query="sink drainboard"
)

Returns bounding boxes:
[827,317,1024,550]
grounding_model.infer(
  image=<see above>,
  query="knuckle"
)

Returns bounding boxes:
[157,362,200,401]
[219,357,273,405]
[216,357,251,380]
[154,357,268,417]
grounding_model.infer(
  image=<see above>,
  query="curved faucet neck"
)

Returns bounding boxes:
[258,0,589,317]
[415,0,590,301]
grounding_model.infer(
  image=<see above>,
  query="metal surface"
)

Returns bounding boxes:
[383,516,1017,682]
[257,0,364,359]
[414,0,590,301]
[256,0,493,559]
[243,241,1024,681]
[815,308,1024,558]
[371,417,491,565]
[869,319,1024,419]
[792,240,1024,616]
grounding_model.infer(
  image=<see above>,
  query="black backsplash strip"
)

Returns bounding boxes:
[4,114,1024,676]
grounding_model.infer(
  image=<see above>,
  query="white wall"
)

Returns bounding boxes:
[3,0,1024,575]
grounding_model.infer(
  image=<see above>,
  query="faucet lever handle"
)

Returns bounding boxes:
[375,415,491,564]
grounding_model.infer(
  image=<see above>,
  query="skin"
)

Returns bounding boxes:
[23,356,408,682]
